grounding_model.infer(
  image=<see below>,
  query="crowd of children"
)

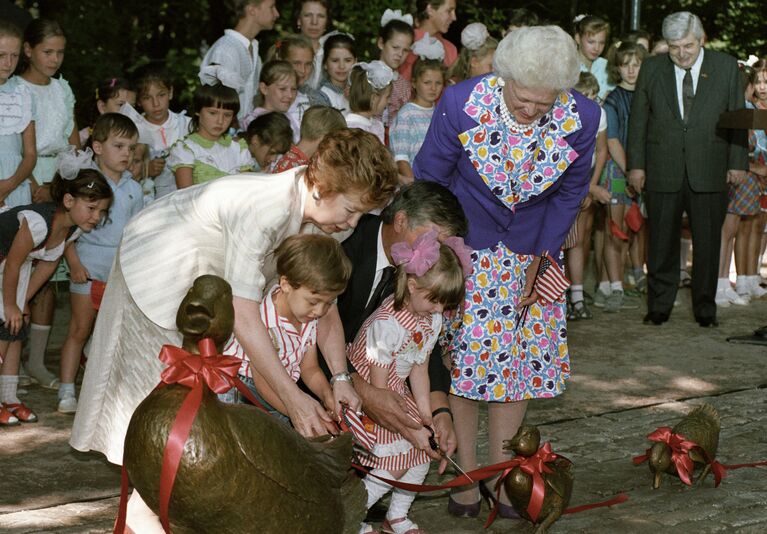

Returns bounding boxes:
[1,2,766,532]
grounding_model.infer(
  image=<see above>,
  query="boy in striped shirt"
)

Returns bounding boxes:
[223,234,352,423]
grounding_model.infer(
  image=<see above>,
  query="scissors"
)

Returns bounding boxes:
[425,426,473,482]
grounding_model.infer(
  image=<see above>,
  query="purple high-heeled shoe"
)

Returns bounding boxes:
[447,495,481,518]
[480,481,522,519]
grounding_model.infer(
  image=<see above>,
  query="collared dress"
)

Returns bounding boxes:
[168,132,254,185]
[348,295,440,470]
[0,76,35,207]
[414,75,599,403]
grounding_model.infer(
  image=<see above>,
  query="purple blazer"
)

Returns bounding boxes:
[413,75,600,260]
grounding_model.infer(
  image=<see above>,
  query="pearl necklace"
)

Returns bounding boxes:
[497,89,546,135]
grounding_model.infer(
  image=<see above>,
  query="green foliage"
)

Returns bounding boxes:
[18,0,766,128]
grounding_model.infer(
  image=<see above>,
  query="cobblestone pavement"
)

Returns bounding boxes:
[1,287,766,533]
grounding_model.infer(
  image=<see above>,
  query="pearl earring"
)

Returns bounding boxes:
[312,191,321,203]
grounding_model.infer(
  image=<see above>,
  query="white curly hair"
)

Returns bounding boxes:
[493,25,580,92]
[662,11,704,42]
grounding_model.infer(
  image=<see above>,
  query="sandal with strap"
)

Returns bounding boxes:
[381,517,427,534]
[4,402,38,423]
[0,406,20,426]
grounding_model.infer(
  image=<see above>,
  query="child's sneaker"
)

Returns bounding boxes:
[58,394,78,414]
[604,290,623,313]
[593,288,609,308]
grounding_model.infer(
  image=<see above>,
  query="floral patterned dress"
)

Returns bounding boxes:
[441,76,577,402]
[348,295,440,471]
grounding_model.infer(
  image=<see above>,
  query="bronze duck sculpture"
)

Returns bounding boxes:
[502,424,574,534]
[639,403,721,489]
[123,275,366,534]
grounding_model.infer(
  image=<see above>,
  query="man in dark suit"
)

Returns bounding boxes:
[339,181,468,472]
[627,11,748,327]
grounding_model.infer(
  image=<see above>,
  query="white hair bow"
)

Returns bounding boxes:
[355,60,395,90]
[411,33,445,61]
[461,22,489,51]
[319,30,355,49]
[198,64,244,91]
[56,146,98,181]
[380,9,413,27]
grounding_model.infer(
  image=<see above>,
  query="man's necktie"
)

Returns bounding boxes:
[682,68,694,123]
[363,266,396,318]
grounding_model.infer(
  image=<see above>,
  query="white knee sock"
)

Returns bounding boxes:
[386,462,430,529]
[0,375,20,404]
[27,324,56,384]
[126,491,165,533]
[363,468,393,508]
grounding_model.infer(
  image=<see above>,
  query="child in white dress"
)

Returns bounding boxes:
[348,230,470,534]
[0,21,36,209]
[0,169,112,425]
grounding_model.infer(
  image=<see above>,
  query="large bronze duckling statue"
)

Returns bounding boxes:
[123,275,366,534]
[502,424,574,534]
[636,403,721,489]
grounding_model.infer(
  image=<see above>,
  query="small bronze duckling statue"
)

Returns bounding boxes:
[502,424,574,534]
[124,275,366,534]
[637,403,721,489]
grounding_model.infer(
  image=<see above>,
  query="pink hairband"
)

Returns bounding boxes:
[390,230,474,277]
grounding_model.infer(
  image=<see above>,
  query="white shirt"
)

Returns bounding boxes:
[366,224,394,308]
[674,48,704,119]
[200,29,261,120]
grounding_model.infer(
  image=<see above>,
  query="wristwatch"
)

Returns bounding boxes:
[329,371,352,386]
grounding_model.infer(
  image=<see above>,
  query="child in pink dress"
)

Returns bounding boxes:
[348,230,470,534]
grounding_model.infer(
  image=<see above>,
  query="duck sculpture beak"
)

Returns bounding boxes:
[653,471,663,489]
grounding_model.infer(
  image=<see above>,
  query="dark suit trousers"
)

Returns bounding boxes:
[645,175,727,320]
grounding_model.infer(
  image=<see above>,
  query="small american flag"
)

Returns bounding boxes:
[534,253,570,304]
[341,407,376,452]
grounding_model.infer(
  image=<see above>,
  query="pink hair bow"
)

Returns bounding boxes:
[443,236,474,276]
[391,230,441,276]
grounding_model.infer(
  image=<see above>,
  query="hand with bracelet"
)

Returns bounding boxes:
[329,370,361,415]
[430,396,458,475]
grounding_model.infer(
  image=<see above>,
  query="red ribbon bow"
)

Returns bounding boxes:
[488,442,557,526]
[632,427,701,486]
[115,338,267,534]
[159,338,241,393]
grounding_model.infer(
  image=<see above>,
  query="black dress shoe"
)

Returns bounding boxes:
[643,312,668,325]
[697,317,719,328]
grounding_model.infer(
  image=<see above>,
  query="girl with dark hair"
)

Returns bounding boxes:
[169,83,253,188]
[319,33,356,114]
[0,166,112,425]
[377,10,415,123]
[78,77,135,145]
[17,18,80,390]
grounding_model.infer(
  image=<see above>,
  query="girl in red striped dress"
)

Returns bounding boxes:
[349,230,469,534]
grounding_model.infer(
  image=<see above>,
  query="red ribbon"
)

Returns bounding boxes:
[114,338,268,534]
[633,427,710,486]
[486,442,557,527]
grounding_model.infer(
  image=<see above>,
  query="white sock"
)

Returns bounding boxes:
[748,275,760,288]
[680,238,691,269]
[59,382,76,400]
[363,468,393,508]
[610,281,624,292]
[736,276,749,294]
[0,375,20,404]
[717,277,730,292]
[27,324,56,383]
[598,281,611,294]
[571,284,584,303]
[386,463,429,529]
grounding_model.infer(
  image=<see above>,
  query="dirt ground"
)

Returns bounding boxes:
[1,285,766,533]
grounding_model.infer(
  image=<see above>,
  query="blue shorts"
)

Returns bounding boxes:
[218,375,291,426]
